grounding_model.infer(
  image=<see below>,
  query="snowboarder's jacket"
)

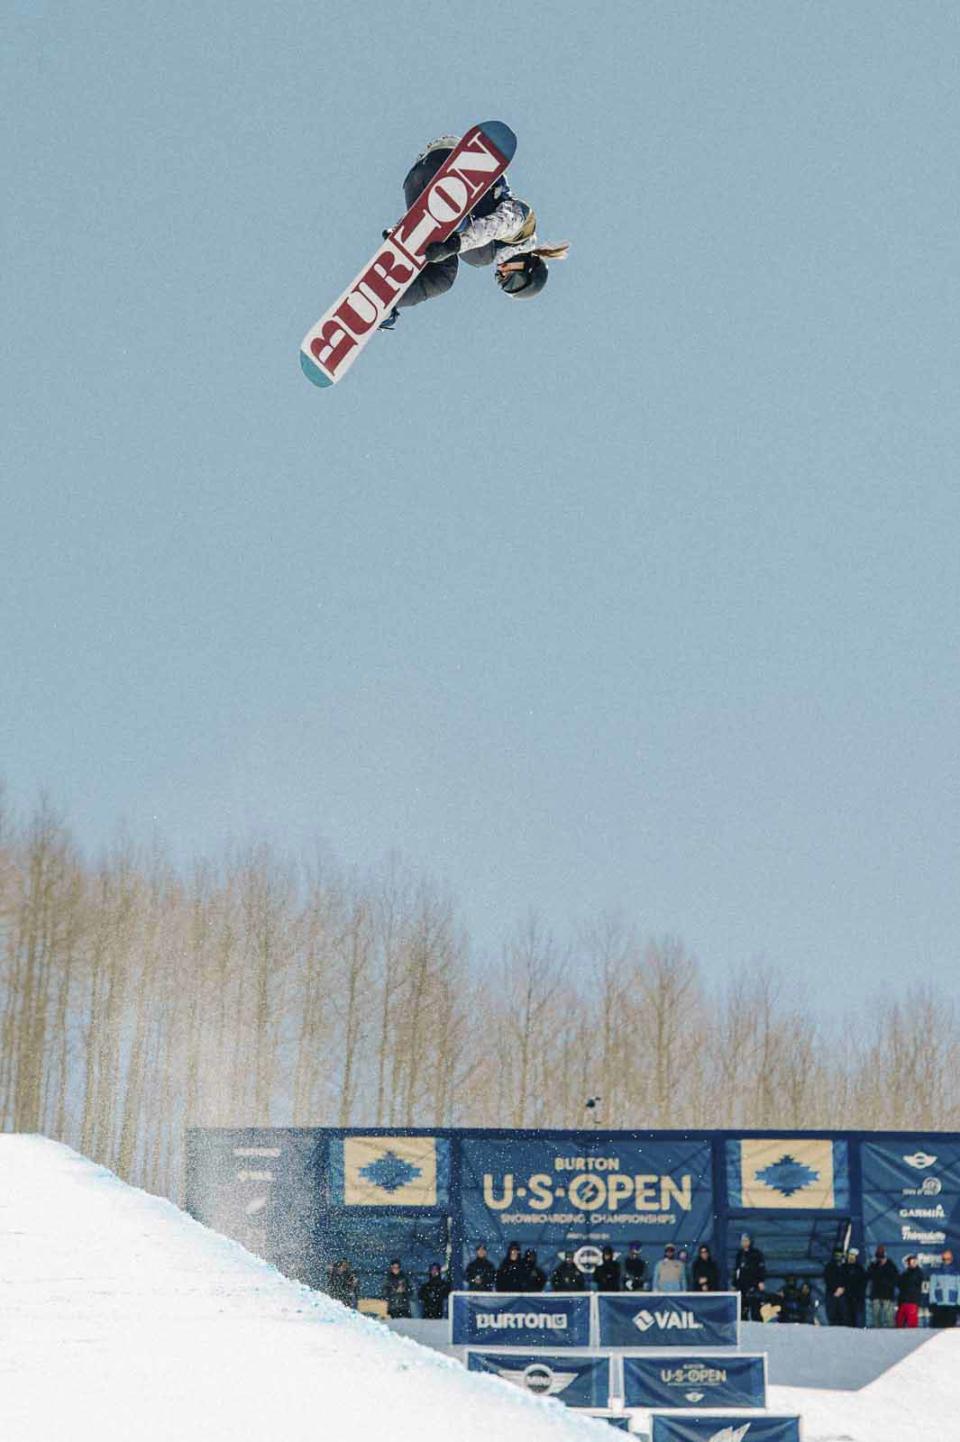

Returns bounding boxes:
[867,1257,900,1301]
[594,1258,623,1291]
[897,1264,925,1306]
[734,1244,767,1294]
[418,1271,452,1320]
[465,1254,496,1291]
[383,1268,413,1318]
[404,138,540,266]
[550,1260,585,1292]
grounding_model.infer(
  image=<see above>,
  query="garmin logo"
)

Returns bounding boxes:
[634,1308,705,1333]
[477,1312,569,1331]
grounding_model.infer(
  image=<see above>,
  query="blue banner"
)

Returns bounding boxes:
[623,1355,766,1409]
[466,1352,611,1408]
[726,1137,850,1210]
[598,1292,739,1349]
[460,1137,713,1270]
[451,1291,592,1348]
[651,1416,800,1442]
[861,1137,960,1270]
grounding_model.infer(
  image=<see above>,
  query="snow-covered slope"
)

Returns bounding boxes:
[0,1136,608,1442]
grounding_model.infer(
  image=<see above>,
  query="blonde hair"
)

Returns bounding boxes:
[531,242,570,261]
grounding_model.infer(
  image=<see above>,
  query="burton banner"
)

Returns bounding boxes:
[597,1292,739,1349]
[451,1291,591,1348]
[651,1416,800,1442]
[466,1352,611,1408]
[460,1137,713,1268]
[726,1138,850,1210]
[623,1355,766,1410]
[861,1136,960,1269]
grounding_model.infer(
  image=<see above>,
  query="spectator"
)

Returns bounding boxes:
[522,1249,546,1292]
[653,1243,686,1294]
[929,1249,960,1329]
[550,1250,585,1291]
[866,1246,899,1329]
[797,1280,817,1324]
[896,1254,925,1329]
[327,1258,359,1309]
[465,1243,496,1292]
[594,1245,622,1291]
[778,1274,813,1325]
[824,1248,847,1326]
[692,1244,719,1292]
[419,1262,451,1319]
[842,1248,867,1328]
[383,1257,413,1318]
[496,1241,527,1292]
[623,1242,647,1292]
[733,1234,766,1321]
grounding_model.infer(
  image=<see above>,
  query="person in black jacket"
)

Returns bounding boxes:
[692,1244,720,1292]
[866,1245,899,1328]
[733,1234,766,1321]
[623,1242,647,1292]
[842,1248,867,1328]
[896,1255,925,1328]
[465,1243,496,1291]
[778,1275,814,1325]
[383,1257,413,1318]
[496,1241,527,1292]
[418,1262,452,1319]
[550,1251,585,1291]
[824,1248,847,1326]
[521,1249,546,1292]
[593,1245,622,1291]
[327,1258,359,1309]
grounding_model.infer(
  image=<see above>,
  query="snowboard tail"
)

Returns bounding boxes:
[300,121,517,389]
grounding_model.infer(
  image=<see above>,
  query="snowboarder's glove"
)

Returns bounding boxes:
[423,234,461,264]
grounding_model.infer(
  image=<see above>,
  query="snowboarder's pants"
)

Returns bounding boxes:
[394,146,459,310]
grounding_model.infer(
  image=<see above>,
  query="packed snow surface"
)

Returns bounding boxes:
[0,1136,608,1442]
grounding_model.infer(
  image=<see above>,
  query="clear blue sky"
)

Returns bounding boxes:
[3,1,959,1001]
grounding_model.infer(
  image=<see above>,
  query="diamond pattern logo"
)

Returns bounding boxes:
[754,1153,821,1199]
[358,1150,423,1193]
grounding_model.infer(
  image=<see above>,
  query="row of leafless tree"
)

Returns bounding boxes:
[2,791,958,1204]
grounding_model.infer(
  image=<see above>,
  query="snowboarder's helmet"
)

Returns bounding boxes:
[497,252,548,298]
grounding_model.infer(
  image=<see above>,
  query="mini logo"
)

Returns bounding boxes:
[496,1363,578,1397]
[684,1390,706,1402]
[904,1151,937,1169]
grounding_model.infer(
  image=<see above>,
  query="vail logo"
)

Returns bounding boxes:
[633,1308,704,1333]
[754,1153,821,1198]
[904,1151,937,1170]
[708,1427,751,1442]
[496,1363,578,1397]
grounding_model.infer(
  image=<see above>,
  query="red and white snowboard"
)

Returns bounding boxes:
[300,121,517,388]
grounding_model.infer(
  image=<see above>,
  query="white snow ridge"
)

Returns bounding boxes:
[0,1136,606,1442]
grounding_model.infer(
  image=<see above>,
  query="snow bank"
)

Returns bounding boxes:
[0,1136,608,1442]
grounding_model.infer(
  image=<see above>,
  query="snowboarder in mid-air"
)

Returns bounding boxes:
[379,134,569,329]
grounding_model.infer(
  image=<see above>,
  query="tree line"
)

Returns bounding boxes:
[1,790,957,1205]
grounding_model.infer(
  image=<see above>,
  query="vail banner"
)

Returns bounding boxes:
[460,1137,713,1263]
[623,1354,766,1410]
[466,1352,612,1409]
[861,1137,960,1268]
[451,1291,592,1348]
[726,1138,850,1210]
[329,1136,449,1208]
[651,1416,800,1442]
[597,1292,739,1349]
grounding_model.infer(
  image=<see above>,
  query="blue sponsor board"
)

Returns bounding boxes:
[467,1351,612,1409]
[598,1292,739,1349]
[860,1137,960,1269]
[651,1416,800,1442]
[460,1137,713,1262]
[623,1354,766,1410]
[451,1291,592,1348]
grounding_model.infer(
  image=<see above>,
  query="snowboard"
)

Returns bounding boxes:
[300,121,517,389]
